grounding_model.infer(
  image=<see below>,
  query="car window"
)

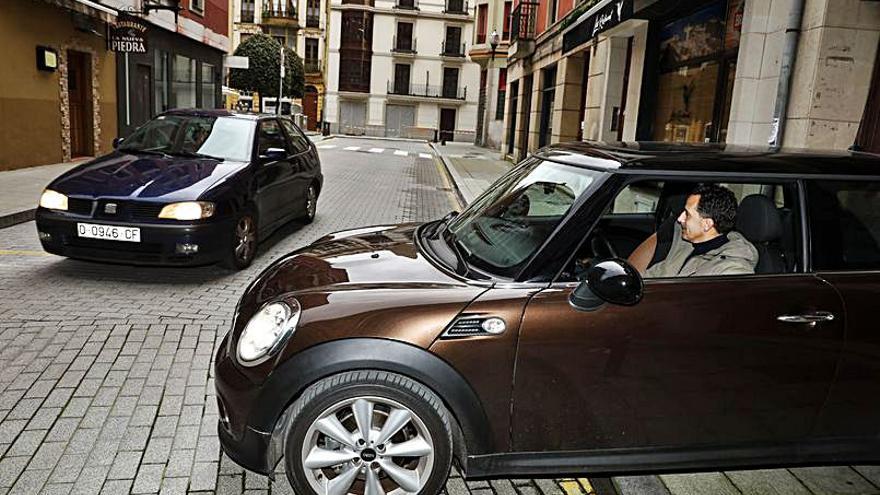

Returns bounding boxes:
[258,119,289,155]
[611,181,662,214]
[280,119,310,154]
[808,180,880,271]
[119,115,254,161]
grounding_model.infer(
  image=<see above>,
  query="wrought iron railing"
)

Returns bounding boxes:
[304,59,322,73]
[395,0,418,9]
[392,36,417,53]
[441,41,466,57]
[262,3,298,20]
[306,13,320,27]
[444,0,468,14]
[387,80,467,100]
[511,1,538,41]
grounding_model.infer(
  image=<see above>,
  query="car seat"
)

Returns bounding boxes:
[736,194,786,274]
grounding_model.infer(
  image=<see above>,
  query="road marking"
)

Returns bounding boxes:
[343,146,360,151]
[393,150,408,156]
[368,148,385,153]
[316,144,336,149]
[418,153,432,159]
[0,249,51,256]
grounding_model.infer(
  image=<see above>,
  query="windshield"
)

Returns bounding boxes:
[446,158,603,278]
[119,115,255,162]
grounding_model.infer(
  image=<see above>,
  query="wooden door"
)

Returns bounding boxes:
[303,86,318,131]
[68,51,93,157]
[439,108,455,142]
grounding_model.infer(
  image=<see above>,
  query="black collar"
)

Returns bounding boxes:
[691,234,729,256]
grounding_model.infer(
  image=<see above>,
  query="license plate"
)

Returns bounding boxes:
[76,223,141,243]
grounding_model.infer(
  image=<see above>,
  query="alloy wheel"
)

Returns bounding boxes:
[234,215,256,264]
[300,396,435,495]
[306,185,317,220]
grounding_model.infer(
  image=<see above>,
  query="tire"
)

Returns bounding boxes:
[222,210,258,270]
[283,370,453,495]
[301,183,318,224]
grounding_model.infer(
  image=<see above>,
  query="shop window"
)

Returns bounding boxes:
[172,55,197,109]
[201,63,215,109]
[154,51,169,114]
[496,68,507,120]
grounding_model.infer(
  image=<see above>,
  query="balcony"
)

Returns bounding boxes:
[387,80,467,100]
[306,13,319,27]
[304,59,322,74]
[510,1,537,58]
[443,0,468,14]
[441,42,466,57]
[391,36,417,54]
[262,4,298,25]
[394,0,419,10]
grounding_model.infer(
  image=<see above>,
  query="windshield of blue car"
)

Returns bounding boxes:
[445,158,603,278]
[119,115,255,162]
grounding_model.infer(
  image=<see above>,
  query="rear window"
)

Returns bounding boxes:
[807,180,880,270]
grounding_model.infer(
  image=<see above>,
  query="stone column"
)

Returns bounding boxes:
[527,71,545,151]
[582,38,609,141]
[551,53,586,144]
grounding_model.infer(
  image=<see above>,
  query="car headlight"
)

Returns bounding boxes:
[237,300,301,365]
[158,201,215,220]
[39,189,68,211]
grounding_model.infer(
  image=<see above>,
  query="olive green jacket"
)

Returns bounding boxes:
[644,224,759,278]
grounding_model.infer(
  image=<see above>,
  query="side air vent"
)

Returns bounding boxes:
[441,315,507,339]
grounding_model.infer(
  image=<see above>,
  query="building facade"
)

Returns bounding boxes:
[470,0,513,148]
[105,0,230,137]
[0,0,118,170]
[503,0,880,161]
[324,0,481,140]
[230,0,329,130]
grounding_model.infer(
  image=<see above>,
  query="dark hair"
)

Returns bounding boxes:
[691,184,737,234]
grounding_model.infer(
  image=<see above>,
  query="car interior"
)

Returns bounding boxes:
[567,180,801,280]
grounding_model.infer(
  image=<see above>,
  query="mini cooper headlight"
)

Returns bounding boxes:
[158,201,215,220]
[39,189,68,211]
[237,300,301,364]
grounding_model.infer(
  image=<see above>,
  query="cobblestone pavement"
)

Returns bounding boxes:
[1,137,879,495]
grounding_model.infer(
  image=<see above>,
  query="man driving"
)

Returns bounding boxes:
[644,184,758,278]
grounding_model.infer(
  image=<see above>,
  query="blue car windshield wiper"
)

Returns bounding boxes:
[165,150,225,161]
[118,147,170,157]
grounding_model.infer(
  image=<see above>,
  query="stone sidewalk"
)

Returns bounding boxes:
[429,141,880,495]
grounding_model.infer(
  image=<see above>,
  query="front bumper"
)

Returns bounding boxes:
[35,208,233,266]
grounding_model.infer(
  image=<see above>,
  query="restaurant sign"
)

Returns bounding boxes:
[108,14,148,53]
[562,0,632,53]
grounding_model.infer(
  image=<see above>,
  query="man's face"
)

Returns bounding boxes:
[677,194,716,243]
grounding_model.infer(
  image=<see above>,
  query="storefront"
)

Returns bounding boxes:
[116,21,224,136]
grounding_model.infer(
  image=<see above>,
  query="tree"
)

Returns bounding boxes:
[229,33,305,99]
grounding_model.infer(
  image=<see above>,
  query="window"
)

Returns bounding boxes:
[502,1,511,39]
[306,0,320,27]
[548,0,557,25]
[495,68,507,120]
[120,115,255,162]
[280,118,310,153]
[258,119,289,154]
[190,0,204,14]
[808,181,880,271]
[395,22,414,51]
[154,51,169,114]
[200,63,215,109]
[442,67,459,98]
[171,55,197,108]
[305,38,320,72]
[477,4,488,44]
[241,0,255,22]
[393,64,411,94]
[444,26,462,56]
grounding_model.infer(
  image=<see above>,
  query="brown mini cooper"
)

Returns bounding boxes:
[215,142,880,494]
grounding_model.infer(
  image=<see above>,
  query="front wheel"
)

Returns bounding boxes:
[284,371,453,495]
[301,183,318,224]
[222,211,258,270]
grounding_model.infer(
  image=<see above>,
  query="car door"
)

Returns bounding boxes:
[254,118,294,231]
[806,179,880,443]
[279,118,312,219]
[510,177,845,459]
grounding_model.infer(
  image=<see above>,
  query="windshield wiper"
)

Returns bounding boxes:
[165,150,225,161]
[442,229,473,278]
[118,147,170,158]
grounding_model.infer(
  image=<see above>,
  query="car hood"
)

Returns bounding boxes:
[49,151,249,201]
[230,224,487,371]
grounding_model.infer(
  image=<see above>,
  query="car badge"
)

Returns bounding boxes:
[104,203,118,215]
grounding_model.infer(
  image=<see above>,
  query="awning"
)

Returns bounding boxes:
[46,0,117,23]
[562,0,633,54]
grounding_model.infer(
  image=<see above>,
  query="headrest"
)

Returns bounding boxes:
[736,194,783,243]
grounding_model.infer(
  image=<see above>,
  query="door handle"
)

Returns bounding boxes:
[776,311,835,324]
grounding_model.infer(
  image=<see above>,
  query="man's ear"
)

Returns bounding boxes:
[702,217,716,233]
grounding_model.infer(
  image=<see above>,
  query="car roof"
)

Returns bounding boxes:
[161,108,284,121]
[535,141,880,178]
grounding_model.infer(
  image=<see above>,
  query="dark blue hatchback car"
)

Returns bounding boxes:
[36,109,323,269]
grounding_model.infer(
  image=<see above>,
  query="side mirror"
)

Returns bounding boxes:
[260,148,287,162]
[112,137,124,149]
[569,259,644,312]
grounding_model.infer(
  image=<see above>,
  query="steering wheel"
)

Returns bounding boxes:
[590,229,619,259]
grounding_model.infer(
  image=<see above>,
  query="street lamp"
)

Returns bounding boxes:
[488,30,500,60]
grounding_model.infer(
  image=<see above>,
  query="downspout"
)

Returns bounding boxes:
[768,0,806,150]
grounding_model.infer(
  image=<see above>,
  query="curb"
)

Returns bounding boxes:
[0,209,36,230]
[428,142,469,209]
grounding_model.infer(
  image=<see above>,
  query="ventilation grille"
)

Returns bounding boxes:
[441,315,504,339]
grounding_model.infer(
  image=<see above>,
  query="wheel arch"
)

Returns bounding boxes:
[254,338,493,471]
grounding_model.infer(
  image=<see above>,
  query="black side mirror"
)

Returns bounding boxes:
[569,259,644,312]
[260,148,287,162]
[112,137,124,149]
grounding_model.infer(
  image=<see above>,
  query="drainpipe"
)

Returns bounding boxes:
[768,0,806,150]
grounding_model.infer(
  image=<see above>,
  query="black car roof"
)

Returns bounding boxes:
[535,141,880,178]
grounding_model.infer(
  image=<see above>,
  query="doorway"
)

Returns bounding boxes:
[440,108,456,142]
[67,50,93,157]
[538,65,556,148]
[303,86,319,131]
[133,64,153,129]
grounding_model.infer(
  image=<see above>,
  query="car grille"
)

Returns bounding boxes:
[67,198,93,216]
[129,203,164,221]
[88,200,165,221]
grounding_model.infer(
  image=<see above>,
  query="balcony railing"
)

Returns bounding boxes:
[392,36,417,53]
[304,59,322,73]
[394,0,419,9]
[511,1,538,41]
[441,42,466,57]
[387,80,467,100]
[262,4,298,21]
[306,13,319,27]
[443,0,467,14]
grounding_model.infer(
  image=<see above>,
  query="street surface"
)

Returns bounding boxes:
[1,137,879,495]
